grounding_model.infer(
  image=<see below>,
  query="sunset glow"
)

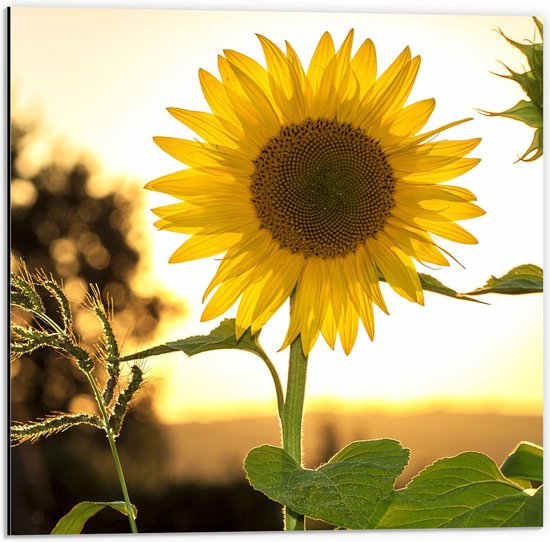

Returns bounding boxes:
[11,9,543,424]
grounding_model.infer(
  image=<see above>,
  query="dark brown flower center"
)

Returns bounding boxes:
[251,118,396,258]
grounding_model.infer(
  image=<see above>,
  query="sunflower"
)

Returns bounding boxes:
[147,30,483,355]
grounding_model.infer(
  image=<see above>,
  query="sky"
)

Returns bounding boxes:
[10,8,543,423]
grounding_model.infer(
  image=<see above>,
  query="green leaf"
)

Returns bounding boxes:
[121,318,265,361]
[51,501,137,534]
[244,439,410,529]
[501,441,543,484]
[418,274,487,304]
[373,452,542,528]
[121,318,285,417]
[465,264,543,296]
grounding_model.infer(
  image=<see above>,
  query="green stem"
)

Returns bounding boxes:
[281,295,308,531]
[255,348,285,420]
[86,373,138,533]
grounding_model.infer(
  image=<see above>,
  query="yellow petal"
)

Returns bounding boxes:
[167,108,239,147]
[382,98,435,141]
[338,299,359,355]
[203,231,274,299]
[285,41,307,85]
[224,49,271,97]
[383,223,449,266]
[396,184,477,203]
[399,157,481,183]
[320,303,338,350]
[354,248,388,313]
[257,35,306,122]
[198,68,242,131]
[250,251,304,333]
[368,236,424,304]
[169,231,240,263]
[226,62,282,134]
[334,29,354,84]
[350,37,377,98]
[356,56,419,129]
[390,138,481,173]
[146,170,246,200]
[389,118,473,153]
[413,217,479,244]
[348,280,375,341]
[153,136,253,174]
[307,31,336,93]
[201,268,254,321]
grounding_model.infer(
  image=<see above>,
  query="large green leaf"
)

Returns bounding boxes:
[465,264,543,296]
[51,501,137,534]
[121,318,265,361]
[244,439,410,529]
[501,441,543,484]
[372,452,542,529]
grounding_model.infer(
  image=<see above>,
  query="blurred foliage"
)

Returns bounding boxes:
[9,117,173,533]
[9,115,282,534]
[481,17,543,161]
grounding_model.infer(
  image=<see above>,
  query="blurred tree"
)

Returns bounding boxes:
[10,117,175,534]
[10,115,283,535]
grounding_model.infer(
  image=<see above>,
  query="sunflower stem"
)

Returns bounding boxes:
[281,294,308,531]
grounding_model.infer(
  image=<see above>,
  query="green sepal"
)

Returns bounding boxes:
[497,28,543,80]
[495,67,542,109]
[519,127,543,162]
[51,501,138,534]
[483,99,542,129]
[533,16,543,39]
[483,20,543,161]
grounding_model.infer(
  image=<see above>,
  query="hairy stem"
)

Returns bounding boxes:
[86,373,138,533]
[281,294,308,530]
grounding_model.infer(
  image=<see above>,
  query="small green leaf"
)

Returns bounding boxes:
[51,501,137,534]
[373,452,542,528]
[244,439,410,529]
[501,441,543,484]
[418,274,487,304]
[121,318,265,361]
[465,264,543,296]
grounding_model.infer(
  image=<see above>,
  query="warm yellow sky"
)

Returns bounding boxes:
[11,9,543,422]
